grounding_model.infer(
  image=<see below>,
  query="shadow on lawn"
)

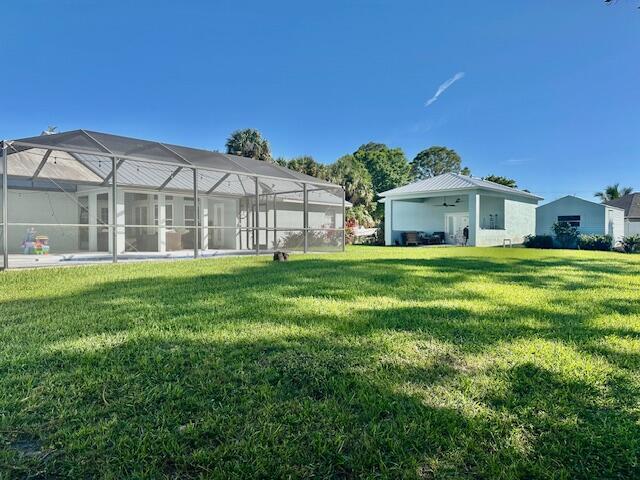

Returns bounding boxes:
[1,253,640,478]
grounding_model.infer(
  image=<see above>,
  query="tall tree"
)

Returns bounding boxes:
[483,174,518,188]
[410,146,468,180]
[329,155,374,208]
[282,156,330,180]
[353,143,412,194]
[225,128,271,161]
[594,183,634,202]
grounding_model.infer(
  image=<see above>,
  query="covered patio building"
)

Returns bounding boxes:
[379,173,542,246]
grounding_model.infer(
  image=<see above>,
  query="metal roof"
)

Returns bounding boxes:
[378,172,542,200]
[5,129,336,187]
[604,193,640,219]
[2,130,346,205]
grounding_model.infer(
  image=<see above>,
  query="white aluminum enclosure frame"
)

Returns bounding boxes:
[1,131,346,270]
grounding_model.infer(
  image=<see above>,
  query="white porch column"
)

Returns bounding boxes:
[157,193,166,253]
[384,199,392,246]
[201,198,209,251]
[88,192,98,252]
[468,191,480,246]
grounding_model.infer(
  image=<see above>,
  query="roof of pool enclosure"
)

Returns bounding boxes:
[2,129,345,203]
[0,129,347,269]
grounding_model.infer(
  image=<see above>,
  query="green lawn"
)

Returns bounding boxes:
[1,247,640,479]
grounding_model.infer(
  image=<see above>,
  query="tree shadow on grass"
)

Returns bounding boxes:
[1,333,485,478]
[1,252,640,478]
[483,363,640,479]
[6,332,639,479]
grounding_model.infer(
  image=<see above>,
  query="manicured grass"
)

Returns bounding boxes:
[1,246,640,479]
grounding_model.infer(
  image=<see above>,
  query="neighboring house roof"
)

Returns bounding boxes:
[604,193,640,219]
[539,195,624,211]
[378,172,542,200]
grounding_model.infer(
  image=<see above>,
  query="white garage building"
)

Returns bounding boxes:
[536,195,625,243]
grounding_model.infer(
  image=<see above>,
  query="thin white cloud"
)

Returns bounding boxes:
[425,72,465,107]
[502,158,530,165]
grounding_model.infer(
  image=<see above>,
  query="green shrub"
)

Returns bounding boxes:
[346,205,375,228]
[523,234,554,249]
[278,230,342,250]
[578,234,613,251]
[552,221,580,249]
[621,234,640,253]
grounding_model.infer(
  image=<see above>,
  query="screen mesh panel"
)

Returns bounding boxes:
[10,130,338,184]
[4,130,344,267]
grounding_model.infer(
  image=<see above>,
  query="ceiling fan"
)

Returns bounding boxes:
[439,197,461,207]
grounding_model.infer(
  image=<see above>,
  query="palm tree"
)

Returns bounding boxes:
[225,128,271,161]
[594,183,634,202]
[282,156,330,180]
[329,155,374,208]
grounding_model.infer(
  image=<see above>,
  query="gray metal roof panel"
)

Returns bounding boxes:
[8,129,339,187]
[379,172,542,200]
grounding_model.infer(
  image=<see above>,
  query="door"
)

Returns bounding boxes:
[134,206,148,233]
[210,203,224,248]
[97,194,109,251]
[445,213,469,244]
[459,214,469,244]
[78,196,89,250]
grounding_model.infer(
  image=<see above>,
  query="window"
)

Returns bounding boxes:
[100,207,109,225]
[78,196,89,225]
[324,211,336,229]
[133,206,148,226]
[184,204,195,227]
[558,215,580,227]
[154,204,174,228]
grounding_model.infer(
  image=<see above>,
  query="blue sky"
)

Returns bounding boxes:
[1,1,638,202]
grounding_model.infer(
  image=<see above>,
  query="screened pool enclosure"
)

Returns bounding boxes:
[0,130,345,269]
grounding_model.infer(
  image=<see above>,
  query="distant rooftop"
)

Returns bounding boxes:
[604,193,640,219]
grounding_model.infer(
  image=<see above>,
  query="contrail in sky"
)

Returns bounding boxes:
[426,72,465,106]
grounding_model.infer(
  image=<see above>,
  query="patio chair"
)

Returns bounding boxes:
[403,231,419,246]
[432,232,445,244]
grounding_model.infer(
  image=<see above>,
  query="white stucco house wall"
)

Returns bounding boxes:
[604,193,640,237]
[378,173,542,247]
[536,195,625,243]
